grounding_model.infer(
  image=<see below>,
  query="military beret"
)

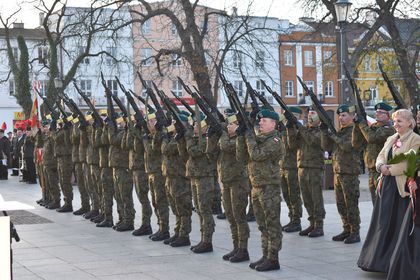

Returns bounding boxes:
[227,114,238,124]
[288,106,302,115]
[41,119,51,126]
[99,109,108,116]
[224,108,235,116]
[375,102,392,112]
[179,110,190,117]
[257,109,279,121]
[336,104,355,115]
[178,113,189,123]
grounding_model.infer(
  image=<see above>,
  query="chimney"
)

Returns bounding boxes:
[12,22,24,29]
[39,12,45,26]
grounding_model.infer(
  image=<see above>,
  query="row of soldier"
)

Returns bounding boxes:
[33,92,413,272]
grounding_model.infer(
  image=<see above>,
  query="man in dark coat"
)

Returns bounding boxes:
[0,129,11,179]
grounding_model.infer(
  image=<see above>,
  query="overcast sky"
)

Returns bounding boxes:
[0,0,306,28]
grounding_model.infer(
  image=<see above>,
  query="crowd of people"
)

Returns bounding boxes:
[1,102,419,276]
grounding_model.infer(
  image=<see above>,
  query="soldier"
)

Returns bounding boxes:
[109,115,134,231]
[186,114,218,253]
[161,112,192,247]
[321,104,361,244]
[34,122,47,205]
[217,112,250,262]
[244,109,283,271]
[0,128,11,180]
[352,102,395,204]
[288,109,326,237]
[280,107,303,232]
[22,126,37,184]
[70,117,90,215]
[143,113,169,240]
[54,116,73,212]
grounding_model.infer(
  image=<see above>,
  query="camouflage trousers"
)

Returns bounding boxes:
[334,173,360,234]
[298,168,325,228]
[36,160,46,199]
[113,168,135,224]
[148,173,169,232]
[368,168,379,205]
[280,168,302,224]
[165,176,192,237]
[84,163,100,211]
[100,167,114,220]
[43,164,60,203]
[191,176,215,243]
[133,169,152,226]
[222,179,250,249]
[252,184,282,261]
[57,155,73,204]
[74,162,90,210]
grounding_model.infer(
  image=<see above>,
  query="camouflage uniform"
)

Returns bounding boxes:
[279,129,302,226]
[79,127,89,209]
[321,124,361,235]
[86,126,100,212]
[245,129,283,261]
[162,135,192,238]
[289,125,325,229]
[71,125,90,211]
[217,131,249,249]
[97,126,114,222]
[186,131,217,243]
[352,120,394,203]
[144,130,169,233]
[34,131,47,202]
[109,125,134,225]
[54,127,73,206]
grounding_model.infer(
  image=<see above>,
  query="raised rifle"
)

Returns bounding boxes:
[173,93,196,117]
[35,89,59,120]
[73,82,103,127]
[297,75,337,134]
[128,89,155,113]
[192,85,225,123]
[152,82,181,115]
[344,65,366,120]
[378,62,407,110]
[261,80,299,125]
[239,70,261,115]
[100,72,117,129]
[56,87,87,127]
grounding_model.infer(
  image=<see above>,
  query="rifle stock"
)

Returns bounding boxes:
[100,72,117,129]
[73,82,103,127]
[344,65,366,120]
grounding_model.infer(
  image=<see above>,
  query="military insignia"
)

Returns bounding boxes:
[66,115,74,122]
[116,116,125,124]
[85,115,93,121]
[57,118,63,124]
[72,117,79,124]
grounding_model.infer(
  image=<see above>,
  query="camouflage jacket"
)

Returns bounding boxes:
[289,125,324,169]
[53,128,71,157]
[96,126,109,169]
[279,129,298,170]
[321,124,360,175]
[352,120,395,169]
[217,131,247,183]
[162,134,187,178]
[245,130,283,187]
[78,128,88,163]
[143,130,163,174]
[70,126,80,163]
[125,126,145,171]
[86,126,99,165]
[36,132,56,166]
[108,126,129,169]
[185,131,218,178]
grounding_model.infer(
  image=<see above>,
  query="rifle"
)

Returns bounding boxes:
[100,72,117,129]
[178,77,223,132]
[297,75,337,134]
[219,73,252,130]
[344,65,366,120]
[35,89,59,120]
[56,87,87,127]
[261,80,299,125]
[73,82,103,127]
[128,89,155,112]
[173,93,196,117]
[378,62,407,109]
[115,77,149,134]
[192,85,225,123]
[239,70,260,115]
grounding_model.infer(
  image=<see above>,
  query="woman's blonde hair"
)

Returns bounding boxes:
[392,109,415,128]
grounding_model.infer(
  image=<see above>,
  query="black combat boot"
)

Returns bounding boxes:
[56,204,73,213]
[190,241,202,251]
[115,222,134,232]
[246,212,256,222]
[299,225,314,236]
[163,234,178,245]
[229,248,249,263]
[308,227,324,238]
[149,230,161,240]
[96,219,113,228]
[255,259,280,272]
[284,222,301,233]
[212,203,222,215]
[46,200,60,210]
[170,236,191,247]
[132,224,153,236]
[112,220,123,230]
[36,198,44,205]
[83,209,99,220]
[216,212,226,220]
[40,199,50,207]
[344,232,360,244]
[332,231,350,241]
[150,231,170,241]
[91,213,104,223]
[282,220,292,231]
[192,242,213,254]
[249,256,266,269]
[222,248,238,261]
[73,207,89,216]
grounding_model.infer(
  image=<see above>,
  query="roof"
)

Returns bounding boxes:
[0,27,46,40]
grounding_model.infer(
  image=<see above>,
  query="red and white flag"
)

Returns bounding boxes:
[30,80,41,128]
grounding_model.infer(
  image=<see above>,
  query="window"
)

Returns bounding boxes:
[141,80,152,97]
[364,56,372,71]
[284,50,293,66]
[305,81,314,91]
[255,50,265,69]
[325,81,333,97]
[304,50,313,66]
[80,80,92,97]
[323,50,332,64]
[12,47,18,60]
[141,20,151,35]
[38,47,48,65]
[233,81,243,97]
[106,80,118,95]
[172,80,183,97]
[141,48,152,66]
[106,46,117,66]
[38,80,47,96]
[285,81,293,96]
[171,53,182,66]
[78,46,90,65]
[171,23,177,36]
[233,52,242,69]
[370,86,378,101]
[9,79,15,96]
[255,80,265,96]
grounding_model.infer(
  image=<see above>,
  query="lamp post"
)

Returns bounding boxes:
[334,0,352,105]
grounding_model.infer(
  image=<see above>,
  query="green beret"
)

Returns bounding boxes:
[179,110,189,116]
[41,119,51,126]
[288,106,302,115]
[336,104,355,115]
[257,109,279,121]
[224,108,235,116]
[178,113,189,122]
[375,102,392,112]
[195,112,205,122]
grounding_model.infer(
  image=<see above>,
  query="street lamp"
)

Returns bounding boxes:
[54,77,63,90]
[334,0,352,104]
